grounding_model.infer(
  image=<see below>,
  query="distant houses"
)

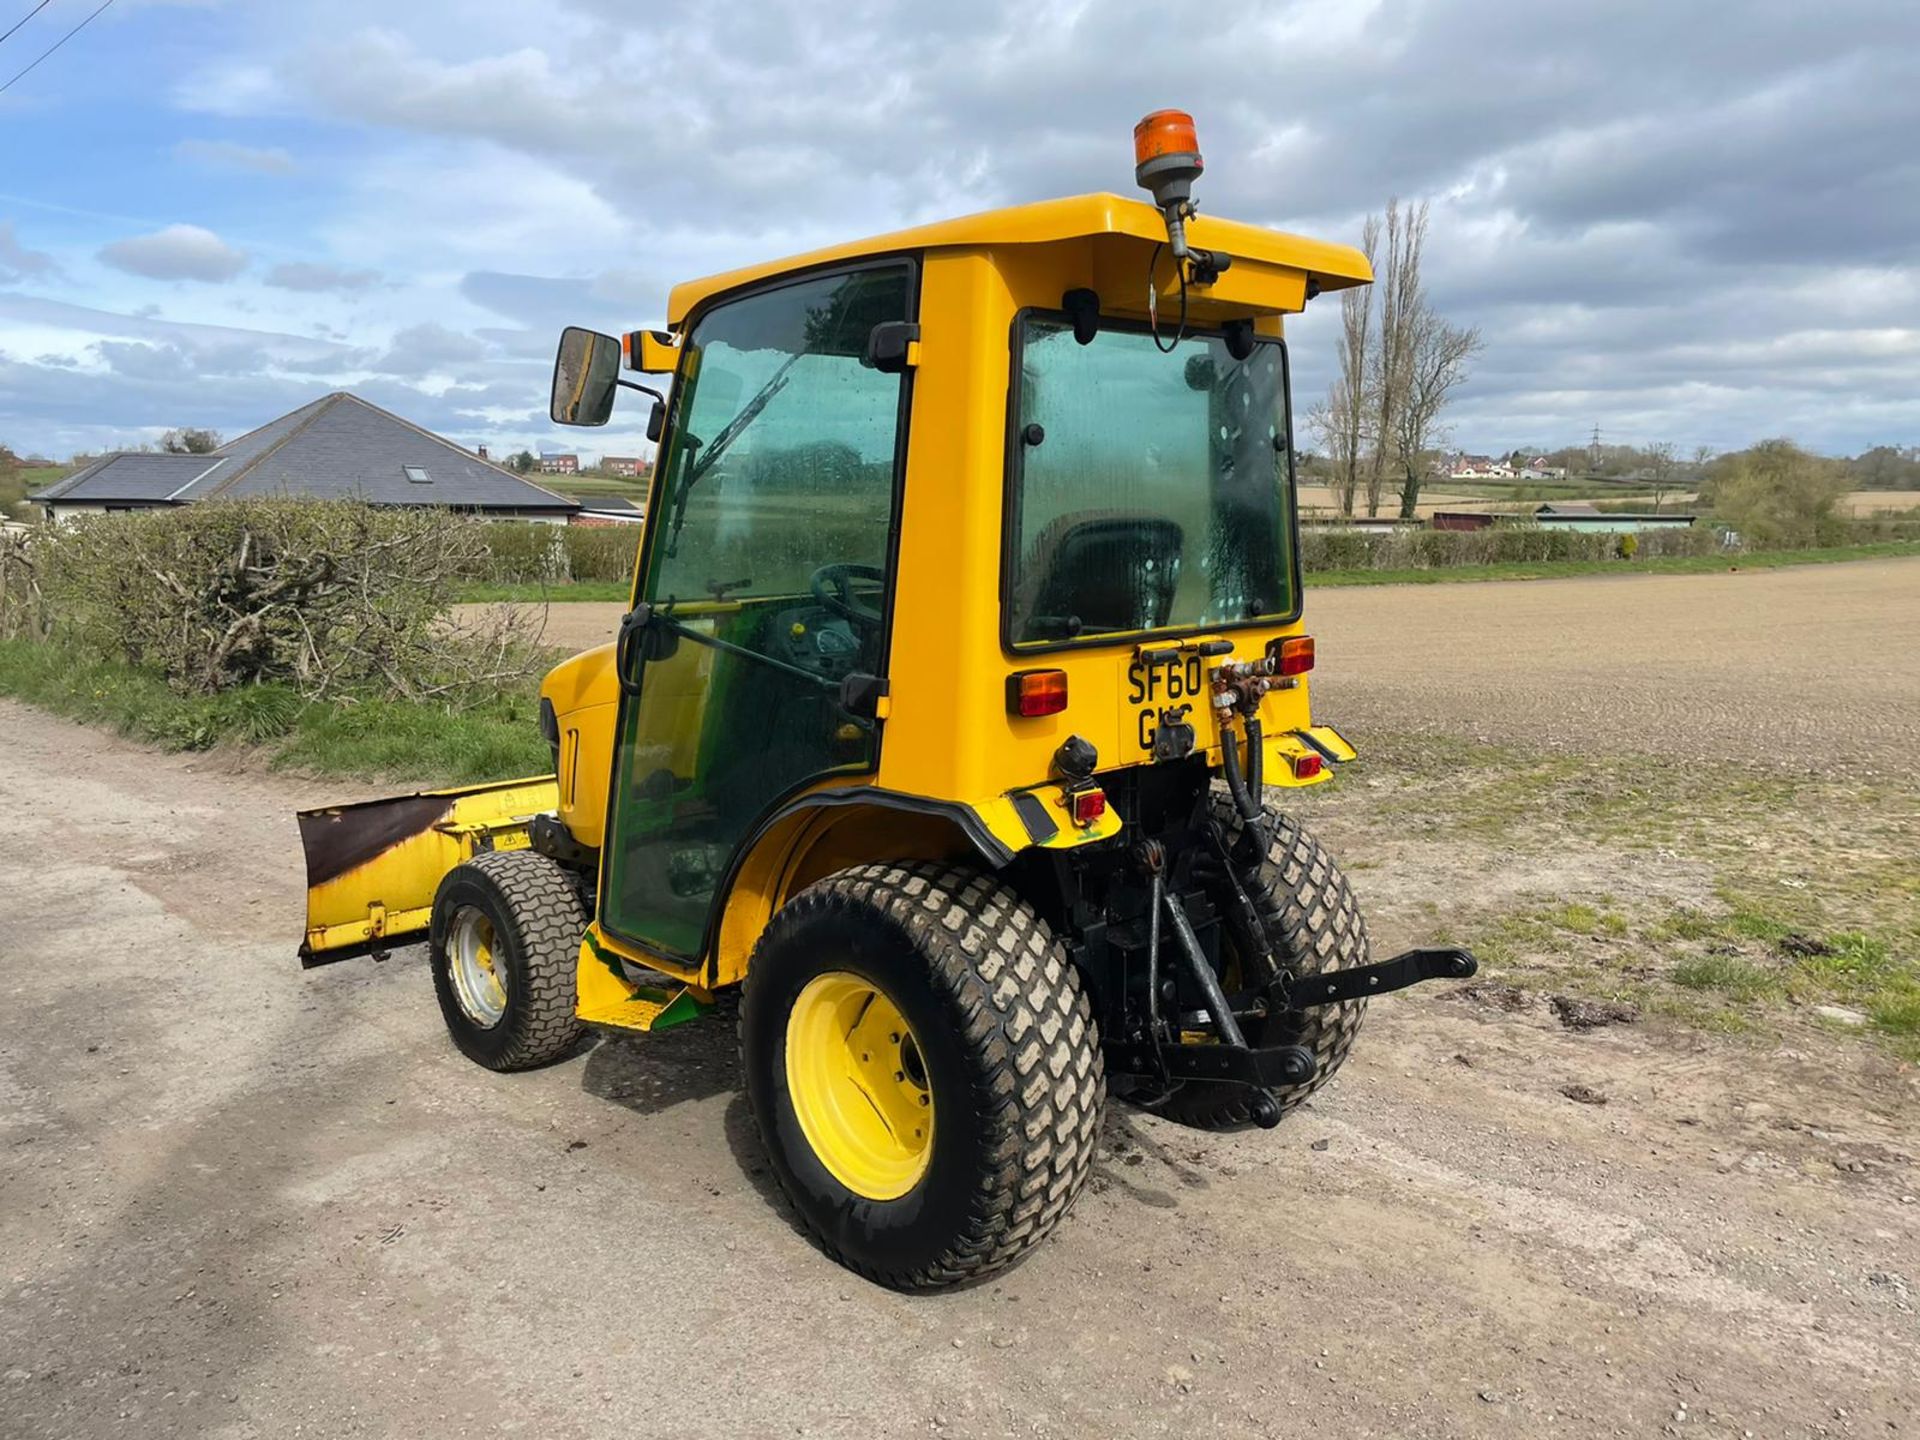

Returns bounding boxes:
[539,452,581,475]
[601,455,646,478]
[1440,453,1570,481]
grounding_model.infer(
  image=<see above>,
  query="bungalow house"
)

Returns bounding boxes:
[36,393,578,526]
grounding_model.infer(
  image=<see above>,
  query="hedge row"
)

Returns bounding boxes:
[473,521,641,584]
[1296,523,1720,573]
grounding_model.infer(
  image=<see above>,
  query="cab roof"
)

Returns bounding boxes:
[666,192,1373,326]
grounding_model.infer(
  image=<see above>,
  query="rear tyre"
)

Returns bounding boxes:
[429,850,585,1072]
[1148,804,1371,1131]
[740,862,1105,1290]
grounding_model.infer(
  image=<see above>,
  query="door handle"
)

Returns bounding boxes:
[615,604,653,696]
[838,672,889,719]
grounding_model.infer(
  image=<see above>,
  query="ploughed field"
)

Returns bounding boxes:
[520,555,1920,776]
[4,557,1916,1438]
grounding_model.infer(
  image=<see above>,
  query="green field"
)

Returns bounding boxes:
[545,474,651,500]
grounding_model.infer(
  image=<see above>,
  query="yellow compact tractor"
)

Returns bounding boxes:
[297,111,1476,1289]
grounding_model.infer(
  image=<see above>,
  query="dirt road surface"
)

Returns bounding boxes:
[8,563,1920,1439]
[514,556,1920,776]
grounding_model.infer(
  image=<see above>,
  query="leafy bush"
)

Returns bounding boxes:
[1700,439,1849,546]
[39,500,542,705]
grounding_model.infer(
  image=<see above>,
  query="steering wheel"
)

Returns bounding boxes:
[809,562,886,629]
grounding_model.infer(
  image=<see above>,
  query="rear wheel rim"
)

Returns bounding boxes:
[784,971,933,1201]
[448,906,509,1028]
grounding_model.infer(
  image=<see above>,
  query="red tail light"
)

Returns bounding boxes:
[1272,635,1315,677]
[1069,788,1107,825]
[1007,669,1068,717]
[1292,752,1323,780]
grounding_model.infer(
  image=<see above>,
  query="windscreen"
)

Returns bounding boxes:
[1005,317,1297,648]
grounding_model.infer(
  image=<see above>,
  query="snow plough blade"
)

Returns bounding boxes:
[296,775,559,967]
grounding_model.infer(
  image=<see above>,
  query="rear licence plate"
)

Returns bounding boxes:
[1120,652,1208,755]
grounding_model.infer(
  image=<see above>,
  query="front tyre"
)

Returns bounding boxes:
[740,862,1105,1290]
[429,850,586,1072]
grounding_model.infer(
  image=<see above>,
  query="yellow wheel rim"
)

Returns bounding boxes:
[784,971,934,1201]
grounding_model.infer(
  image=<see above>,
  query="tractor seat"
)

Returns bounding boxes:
[1015,511,1184,642]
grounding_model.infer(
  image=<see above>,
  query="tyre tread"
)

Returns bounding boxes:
[743,861,1106,1290]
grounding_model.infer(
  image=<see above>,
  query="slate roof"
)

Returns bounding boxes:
[42,393,577,515]
[36,452,222,503]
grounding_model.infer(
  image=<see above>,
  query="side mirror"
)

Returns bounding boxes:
[645,401,666,444]
[551,326,619,427]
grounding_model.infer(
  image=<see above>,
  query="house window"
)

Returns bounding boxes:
[404,465,431,484]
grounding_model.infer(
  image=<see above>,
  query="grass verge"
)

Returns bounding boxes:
[1308,540,1920,588]
[0,637,549,786]
[1333,732,1920,1060]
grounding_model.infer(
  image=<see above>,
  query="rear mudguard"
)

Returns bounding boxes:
[296,775,558,966]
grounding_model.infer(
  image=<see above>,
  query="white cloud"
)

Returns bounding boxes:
[264,261,380,293]
[0,220,58,282]
[97,224,249,283]
[7,0,1918,458]
[174,139,297,175]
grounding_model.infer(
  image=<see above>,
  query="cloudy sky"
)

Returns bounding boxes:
[1,0,1915,463]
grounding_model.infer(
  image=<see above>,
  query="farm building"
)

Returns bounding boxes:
[36,393,578,526]
[1532,502,1695,533]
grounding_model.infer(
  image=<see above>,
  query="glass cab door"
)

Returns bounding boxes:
[600,264,913,963]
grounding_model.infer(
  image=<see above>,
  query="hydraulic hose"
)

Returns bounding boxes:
[1219,720,1261,823]
[1245,715,1265,799]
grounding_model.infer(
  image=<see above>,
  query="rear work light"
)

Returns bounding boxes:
[1007,669,1068,717]
[1271,635,1315,677]
[1291,752,1323,780]
[1068,788,1107,826]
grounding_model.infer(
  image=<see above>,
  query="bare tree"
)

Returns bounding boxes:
[1318,213,1379,517]
[1392,306,1481,518]
[1364,199,1429,516]
[1644,441,1677,512]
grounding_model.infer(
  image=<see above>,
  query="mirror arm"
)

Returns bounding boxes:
[617,379,666,403]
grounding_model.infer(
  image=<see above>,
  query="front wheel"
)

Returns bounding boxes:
[428,850,586,1071]
[740,862,1105,1290]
